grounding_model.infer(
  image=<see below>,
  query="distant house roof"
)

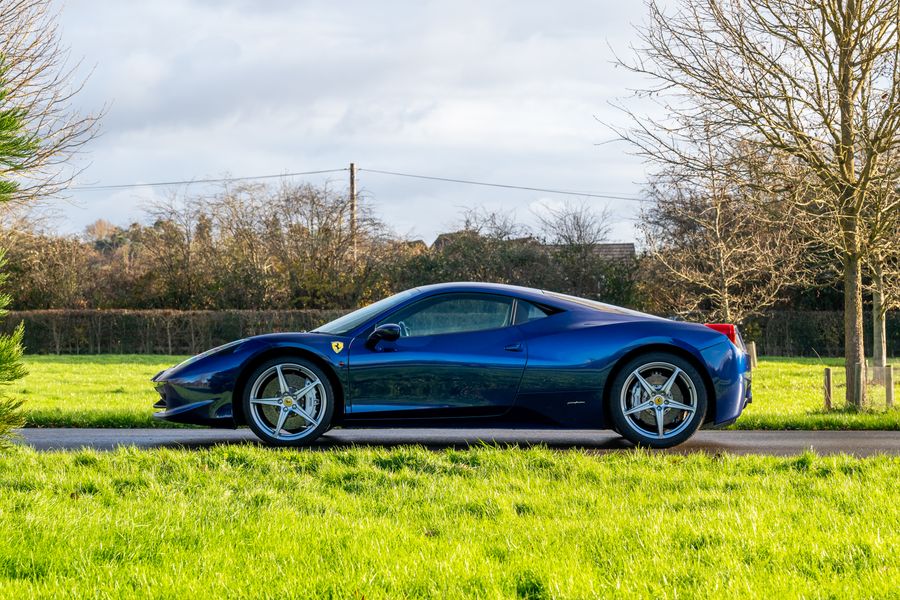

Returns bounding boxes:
[594,243,636,261]
[431,231,476,251]
[541,242,635,258]
[404,239,428,251]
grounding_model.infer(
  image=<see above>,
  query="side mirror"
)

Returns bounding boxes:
[366,323,401,349]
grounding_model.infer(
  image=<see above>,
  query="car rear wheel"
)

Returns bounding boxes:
[242,357,334,447]
[609,352,707,448]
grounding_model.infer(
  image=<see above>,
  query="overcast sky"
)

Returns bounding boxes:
[56,0,654,243]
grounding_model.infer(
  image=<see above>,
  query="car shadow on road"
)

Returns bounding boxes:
[140,431,738,454]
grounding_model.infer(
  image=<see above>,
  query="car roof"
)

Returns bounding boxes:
[412,282,659,319]
[415,281,546,298]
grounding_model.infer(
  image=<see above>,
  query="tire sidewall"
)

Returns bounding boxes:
[242,356,335,447]
[610,352,708,448]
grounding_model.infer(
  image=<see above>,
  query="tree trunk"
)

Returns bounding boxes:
[873,260,887,372]
[844,251,867,407]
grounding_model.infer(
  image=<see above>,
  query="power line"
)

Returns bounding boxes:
[70,168,349,191]
[68,165,645,202]
[360,168,644,202]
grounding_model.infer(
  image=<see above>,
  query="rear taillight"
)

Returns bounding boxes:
[704,323,738,345]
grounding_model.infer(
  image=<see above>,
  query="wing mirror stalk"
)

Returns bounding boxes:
[366,323,401,349]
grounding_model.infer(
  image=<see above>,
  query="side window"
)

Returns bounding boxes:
[514,300,553,325]
[381,294,514,337]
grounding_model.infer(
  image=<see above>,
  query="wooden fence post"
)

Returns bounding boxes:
[824,367,832,411]
[886,365,894,409]
[747,341,758,369]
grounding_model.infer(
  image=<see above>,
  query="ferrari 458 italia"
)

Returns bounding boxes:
[152,282,751,448]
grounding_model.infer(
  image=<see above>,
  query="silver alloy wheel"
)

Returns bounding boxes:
[618,361,698,440]
[247,363,327,441]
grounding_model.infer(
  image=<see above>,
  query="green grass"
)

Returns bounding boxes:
[13,354,900,429]
[0,446,897,598]
[16,355,187,428]
[734,357,900,430]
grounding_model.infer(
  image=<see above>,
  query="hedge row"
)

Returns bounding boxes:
[743,310,900,358]
[2,308,898,356]
[3,310,347,355]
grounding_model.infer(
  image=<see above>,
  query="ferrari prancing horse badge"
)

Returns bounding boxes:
[331,341,344,353]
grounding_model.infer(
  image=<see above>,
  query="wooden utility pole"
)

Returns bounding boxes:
[349,162,358,261]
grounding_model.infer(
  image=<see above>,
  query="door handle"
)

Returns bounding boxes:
[504,343,523,352]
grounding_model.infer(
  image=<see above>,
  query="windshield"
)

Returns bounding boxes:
[312,289,418,335]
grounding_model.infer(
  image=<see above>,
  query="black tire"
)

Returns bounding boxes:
[242,356,335,447]
[609,352,708,449]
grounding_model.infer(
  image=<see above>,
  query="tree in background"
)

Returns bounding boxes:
[639,136,806,323]
[0,0,98,209]
[535,201,621,299]
[618,0,900,406]
[0,59,37,444]
[867,176,900,374]
[0,193,639,312]
[0,0,99,444]
[385,208,553,292]
[0,227,91,308]
[384,205,636,304]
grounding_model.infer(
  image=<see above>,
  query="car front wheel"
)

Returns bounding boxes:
[242,357,334,447]
[609,352,708,448]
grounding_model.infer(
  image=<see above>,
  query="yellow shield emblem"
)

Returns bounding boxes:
[331,341,344,354]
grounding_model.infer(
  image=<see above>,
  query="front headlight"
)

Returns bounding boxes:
[173,339,246,370]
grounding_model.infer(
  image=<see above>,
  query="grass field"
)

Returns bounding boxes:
[737,357,900,430]
[0,445,898,599]
[13,354,900,429]
[16,355,187,428]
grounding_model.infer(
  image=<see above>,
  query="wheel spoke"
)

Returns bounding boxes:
[272,408,289,438]
[250,397,281,406]
[633,372,655,396]
[292,380,319,402]
[624,400,654,415]
[290,405,317,425]
[661,368,683,394]
[275,365,291,394]
[666,400,695,413]
[655,408,665,437]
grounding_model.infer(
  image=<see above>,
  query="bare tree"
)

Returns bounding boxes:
[534,201,624,299]
[616,0,900,406]
[0,0,99,207]
[143,193,213,309]
[641,138,806,323]
[460,206,530,241]
[867,177,900,371]
[206,184,279,308]
[535,201,612,248]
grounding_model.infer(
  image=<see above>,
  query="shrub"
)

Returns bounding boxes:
[0,252,26,448]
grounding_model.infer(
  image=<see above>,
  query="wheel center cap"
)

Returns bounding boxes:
[282,396,294,407]
[653,396,665,406]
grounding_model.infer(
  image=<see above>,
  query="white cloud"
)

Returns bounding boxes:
[56,0,653,243]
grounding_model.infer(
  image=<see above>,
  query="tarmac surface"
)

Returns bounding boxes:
[15,427,900,456]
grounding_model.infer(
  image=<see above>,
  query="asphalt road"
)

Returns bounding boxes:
[13,428,900,456]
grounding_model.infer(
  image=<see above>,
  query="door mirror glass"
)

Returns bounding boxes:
[366,323,401,348]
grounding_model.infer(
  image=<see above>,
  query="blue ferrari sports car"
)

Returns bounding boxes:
[152,282,751,448]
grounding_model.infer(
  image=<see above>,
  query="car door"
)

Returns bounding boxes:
[346,293,527,418]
